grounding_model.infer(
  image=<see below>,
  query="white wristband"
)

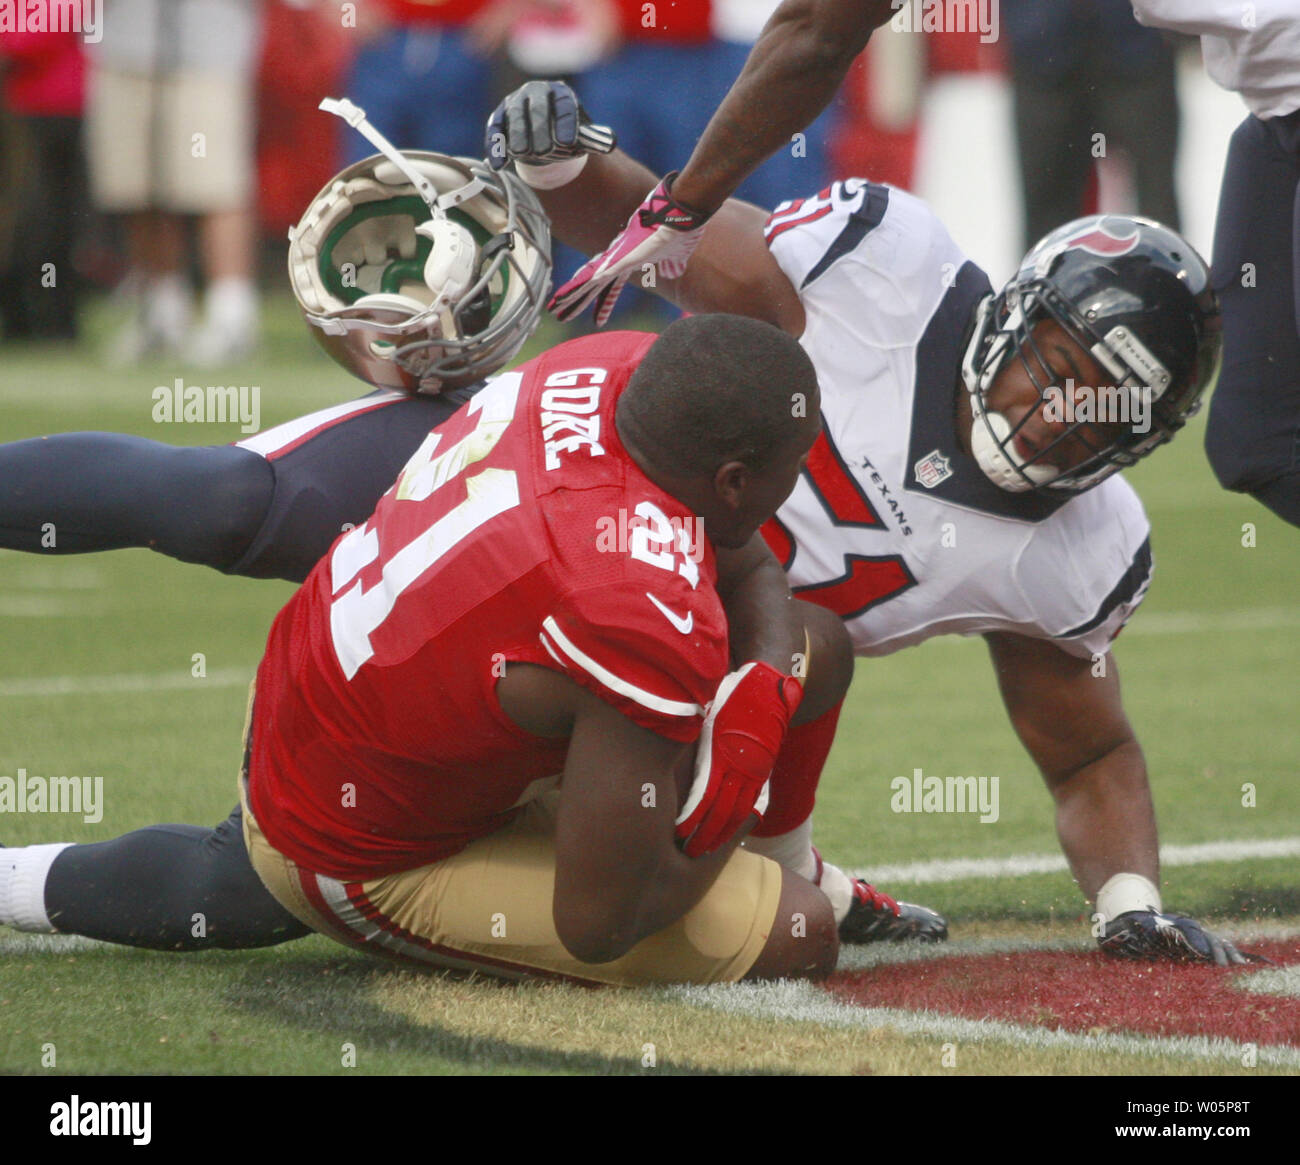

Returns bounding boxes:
[1095,872,1162,923]
[515,155,588,190]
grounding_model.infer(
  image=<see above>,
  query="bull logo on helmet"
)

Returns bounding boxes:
[1061,219,1141,258]
[1029,216,1142,279]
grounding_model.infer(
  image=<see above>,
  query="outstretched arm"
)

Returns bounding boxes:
[671,0,893,215]
[985,631,1250,964]
[490,42,871,331]
[538,149,805,333]
[534,1,892,322]
[985,631,1158,899]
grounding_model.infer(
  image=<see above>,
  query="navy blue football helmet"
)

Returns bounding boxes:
[963,214,1223,493]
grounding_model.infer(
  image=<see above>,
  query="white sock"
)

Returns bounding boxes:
[818,860,856,925]
[144,273,193,343]
[743,818,817,880]
[203,276,258,335]
[0,843,71,932]
[744,820,857,924]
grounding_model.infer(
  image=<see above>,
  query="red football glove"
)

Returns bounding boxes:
[548,172,711,326]
[675,661,804,858]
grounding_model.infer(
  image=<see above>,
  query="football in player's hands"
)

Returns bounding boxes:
[1098,910,1264,966]
[484,79,615,173]
[674,661,804,858]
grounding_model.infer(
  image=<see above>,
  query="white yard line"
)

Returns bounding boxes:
[857,837,1300,886]
[1238,967,1300,999]
[831,925,1300,972]
[0,668,253,697]
[670,978,1300,1068]
[0,596,108,617]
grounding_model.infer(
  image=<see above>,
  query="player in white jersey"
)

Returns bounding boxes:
[494,79,1250,965]
[760,182,1154,661]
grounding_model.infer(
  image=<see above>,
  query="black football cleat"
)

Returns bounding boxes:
[838,878,948,944]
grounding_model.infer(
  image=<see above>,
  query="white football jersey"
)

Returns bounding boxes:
[1132,0,1300,119]
[762,180,1153,661]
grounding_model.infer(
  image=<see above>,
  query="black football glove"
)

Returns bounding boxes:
[1099,910,1264,966]
[484,79,615,172]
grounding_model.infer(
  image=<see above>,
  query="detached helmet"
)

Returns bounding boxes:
[962,214,1222,493]
[289,98,551,394]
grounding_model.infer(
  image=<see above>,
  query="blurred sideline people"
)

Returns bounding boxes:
[0,8,86,340]
[829,23,1002,197]
[470,0,618,82]
[580,0,837,214]
[1002,0,1180,252]
[1132,0,1300,529]
[87,0,263,365]
[341,0,497,165]
[255,0,352,239]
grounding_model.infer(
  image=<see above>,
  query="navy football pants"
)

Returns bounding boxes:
[1,388,470,948]
[1205,110,1300,528]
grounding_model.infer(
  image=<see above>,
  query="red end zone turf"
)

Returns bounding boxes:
[825,941,1300,1047]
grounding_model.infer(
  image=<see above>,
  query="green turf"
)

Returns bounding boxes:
[1,295,1297,1075]
[0,939,662,1076]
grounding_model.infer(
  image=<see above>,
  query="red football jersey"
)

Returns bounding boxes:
[380,0,489,27]
[249,332,729,879]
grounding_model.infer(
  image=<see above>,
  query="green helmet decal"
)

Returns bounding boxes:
[318,195,509,313]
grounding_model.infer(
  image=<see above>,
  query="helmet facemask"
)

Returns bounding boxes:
[288,99,552,394]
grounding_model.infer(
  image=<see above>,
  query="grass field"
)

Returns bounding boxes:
[2,298,1298,1078]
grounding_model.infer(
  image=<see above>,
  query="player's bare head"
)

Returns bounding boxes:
[617,314,821,548]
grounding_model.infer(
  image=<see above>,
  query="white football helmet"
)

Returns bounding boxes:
[288,99,551,394]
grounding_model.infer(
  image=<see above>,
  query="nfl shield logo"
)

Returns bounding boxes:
[914,450,952,489]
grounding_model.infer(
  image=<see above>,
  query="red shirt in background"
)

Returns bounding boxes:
[381,0,491,26]
[614,0,711,42]
[0,21,84,116]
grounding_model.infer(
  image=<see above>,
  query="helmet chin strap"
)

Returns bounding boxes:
[319,97,486,214]
[320,97,442,212]
[970,411,1059,492]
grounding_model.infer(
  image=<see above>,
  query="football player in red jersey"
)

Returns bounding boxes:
[243,314,842,982]
[4,313,859,985]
